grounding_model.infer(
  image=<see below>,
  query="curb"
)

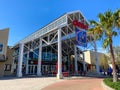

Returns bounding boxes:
[101,81,114,90]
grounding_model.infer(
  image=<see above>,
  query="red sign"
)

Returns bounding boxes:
[34,61,38,64]
[72,20,88,30]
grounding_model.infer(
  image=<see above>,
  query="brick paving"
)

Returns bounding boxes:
[42,78,104,90]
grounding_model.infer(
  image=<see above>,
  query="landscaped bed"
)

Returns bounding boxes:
[103,78,120,90]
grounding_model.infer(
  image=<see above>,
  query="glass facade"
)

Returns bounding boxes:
[42,52,57,61]
[28,48,57,61]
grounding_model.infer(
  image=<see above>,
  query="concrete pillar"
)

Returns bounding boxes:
[74,45,78,74]
[17,43,24,77]
[57,27,63,79]
[25,51,29,75]
[93,40,100,74]
[82,53,86,71]
[37,37,42,76]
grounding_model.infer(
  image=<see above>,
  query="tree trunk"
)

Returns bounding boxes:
[109,38,118,82]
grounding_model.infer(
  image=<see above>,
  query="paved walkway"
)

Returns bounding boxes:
[0,77,62,90]
[42,78,104,90]
[0,76,104,90]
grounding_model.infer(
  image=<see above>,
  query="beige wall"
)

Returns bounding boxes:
[0,28,9,77]
[4,47,14,76]
[84,51,91,64]
[0,28,9,58]
[84,50,109,70]
[0,62,5,77]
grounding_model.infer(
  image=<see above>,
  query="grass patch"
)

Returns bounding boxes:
[103,78,120,90]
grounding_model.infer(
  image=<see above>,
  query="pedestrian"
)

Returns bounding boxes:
[109,67,113,76]
[107,68,110,76]
[99,67,103,75]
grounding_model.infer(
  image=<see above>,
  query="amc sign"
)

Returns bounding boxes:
[72,20,88,30]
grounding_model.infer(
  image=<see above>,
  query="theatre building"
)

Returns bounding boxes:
[13,11,89,79]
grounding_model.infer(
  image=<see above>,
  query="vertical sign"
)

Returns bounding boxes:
[75,28,87,47]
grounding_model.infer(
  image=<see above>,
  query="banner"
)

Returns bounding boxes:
[75,28,87,47]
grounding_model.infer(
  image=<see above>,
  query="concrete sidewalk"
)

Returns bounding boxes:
[0,76,105,90]
[0,77,62,90]
[42,78,104,90]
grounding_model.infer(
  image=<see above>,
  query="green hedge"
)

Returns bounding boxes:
[103,78,120,90]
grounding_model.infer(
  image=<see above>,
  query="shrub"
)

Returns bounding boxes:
[103,78,120,90]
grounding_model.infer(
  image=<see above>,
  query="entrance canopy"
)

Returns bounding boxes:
[14,11,89,46]
[13,10,90,58]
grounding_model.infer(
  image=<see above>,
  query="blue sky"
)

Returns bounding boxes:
[0,0,120,50]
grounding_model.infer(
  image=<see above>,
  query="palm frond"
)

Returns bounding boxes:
[112,31,117,36]
[114,9,120,28]
[102,38,110,48]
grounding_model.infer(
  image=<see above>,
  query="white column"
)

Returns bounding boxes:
[17,43,24,77]
[82,53,86,71]
[74,45,78,74]
[25,51,29,74]
[93,40,100,74]
[57,27,63,79]
[37,37,42,76]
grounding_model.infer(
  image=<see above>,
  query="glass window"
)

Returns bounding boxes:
[0,43,3,54]
[4,64,11,71]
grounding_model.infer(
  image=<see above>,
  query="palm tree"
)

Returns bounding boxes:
[88,9,120,82]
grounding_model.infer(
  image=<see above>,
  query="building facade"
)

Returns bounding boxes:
[13,11,89,79]
[0,28,14,77]
[84,50,109,71]
[4,47,14,76]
